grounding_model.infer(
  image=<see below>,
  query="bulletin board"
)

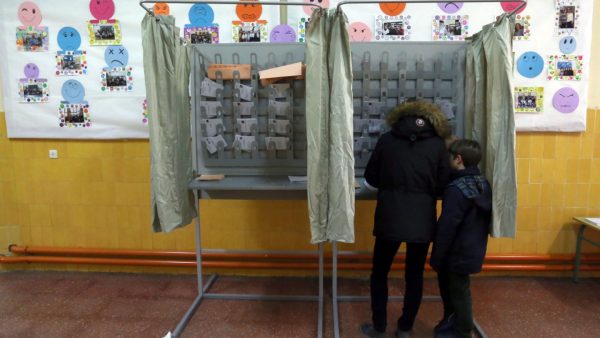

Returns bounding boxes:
[0,0,594,138]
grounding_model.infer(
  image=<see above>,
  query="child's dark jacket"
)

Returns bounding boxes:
[430,166,492,274]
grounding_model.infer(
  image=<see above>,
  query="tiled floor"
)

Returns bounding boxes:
[0,271,598,338]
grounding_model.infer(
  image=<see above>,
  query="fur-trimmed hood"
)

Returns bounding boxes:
[385,101,451,140]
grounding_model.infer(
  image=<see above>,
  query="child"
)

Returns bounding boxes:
[430,139,492,338]
[361,101,451,338]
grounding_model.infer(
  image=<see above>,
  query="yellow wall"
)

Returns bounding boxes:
[1,5,600,274]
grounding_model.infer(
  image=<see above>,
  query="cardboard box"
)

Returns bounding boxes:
[207,64,251,80]
[258,62,305,86]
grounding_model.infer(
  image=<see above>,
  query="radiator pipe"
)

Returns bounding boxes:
[1,255,598,271]
[7,245,600,263]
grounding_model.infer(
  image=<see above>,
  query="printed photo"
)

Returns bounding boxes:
[238,24,261,42]
[558,6,576,29]
[106,69,127,88]
[514,87,544,113]
[19,79,49,103]
[383,21,405,36]
[184,26,219,44]
[376,15,411,41]
[93,24,116,40]
[59,103,91,127]
[432,15,468,41]
[88,20,122,45]
[56,51,87,76]
[232,21,268,43]
[16,27,49,52]
[547,55,583,81]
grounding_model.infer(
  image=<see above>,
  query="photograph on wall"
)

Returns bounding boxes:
[19,79,48,103]
[59,103,90,127]
[513,14,531,40]
[514,87,544,113]
[16,26,48,52]
[184,25,219,44]
[555,1,579,35]
[88,21,122,45]
[376,15,411,41]
[101,67,132,92]
[432,15,468,41]
[56,51,87,76]
[297,17,310,43]
[232,21,268,43]
[547,54,583,80]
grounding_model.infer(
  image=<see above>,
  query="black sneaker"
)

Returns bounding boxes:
[360,323,387,338]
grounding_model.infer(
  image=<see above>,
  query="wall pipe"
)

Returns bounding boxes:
[7,245,600,263]
[2,245,599,272]
[0,255,598,272]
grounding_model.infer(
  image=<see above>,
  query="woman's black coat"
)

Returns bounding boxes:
[364,107,451,243]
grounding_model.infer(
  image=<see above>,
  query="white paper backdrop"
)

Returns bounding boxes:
[0,1,594,138]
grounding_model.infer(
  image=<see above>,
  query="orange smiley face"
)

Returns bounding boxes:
[379,2,406,16]
[236,0,262,22]
[153,3,170,15]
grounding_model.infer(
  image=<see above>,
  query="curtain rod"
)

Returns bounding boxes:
[336,0,527,17]
[139,0,322,18]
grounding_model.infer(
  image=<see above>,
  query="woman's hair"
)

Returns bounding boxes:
[448,139,482,167]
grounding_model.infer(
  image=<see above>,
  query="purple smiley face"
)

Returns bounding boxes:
[552,87,579,114]
[269,25,296,43]
[24,63,39,79]
[438,2,463,14]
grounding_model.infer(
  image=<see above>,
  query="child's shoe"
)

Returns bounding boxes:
[360,323,386,338]
[395,328,410,338]
[433,313,455,334]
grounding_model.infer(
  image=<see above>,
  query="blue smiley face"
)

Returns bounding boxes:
[188,3,214,26]
[61,80,85,103]
[104,45,129,67]
[559,36,577,54]
[57,27,81,51]
[516,51,544,78]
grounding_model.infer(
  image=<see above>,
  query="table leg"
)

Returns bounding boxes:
[573,224,585,283]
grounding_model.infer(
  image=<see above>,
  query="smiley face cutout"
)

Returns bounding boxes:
[516,51,543,78]
[379,2,406,16]
[188,3,214,26]
[24,63,40,79]
[270,25,296,43]
[89,0,115,21]
[500,2,526,14]
[438,2,463,14]
[236,0,262,22]
[552,87,579,114]
[303,0,330,16]
[559,36,577,54]
[104,45,128,67]
[61,80,85,103]
[153,2,170,15]
[17,1,43,28]
[348,22,373,42]
[57,27,82,51]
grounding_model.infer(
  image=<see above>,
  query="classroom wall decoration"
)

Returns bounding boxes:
[0,0,594,138]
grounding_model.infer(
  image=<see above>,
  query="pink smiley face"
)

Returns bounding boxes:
[348,22,372,42]
[500,2,526,14]
[303,0,329,16]
[17,1,42,28]
[89,0,115,20]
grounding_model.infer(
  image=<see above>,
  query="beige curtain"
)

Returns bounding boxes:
[306,8,355,244]
[142,14,197,233]
[465,14,517,238]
